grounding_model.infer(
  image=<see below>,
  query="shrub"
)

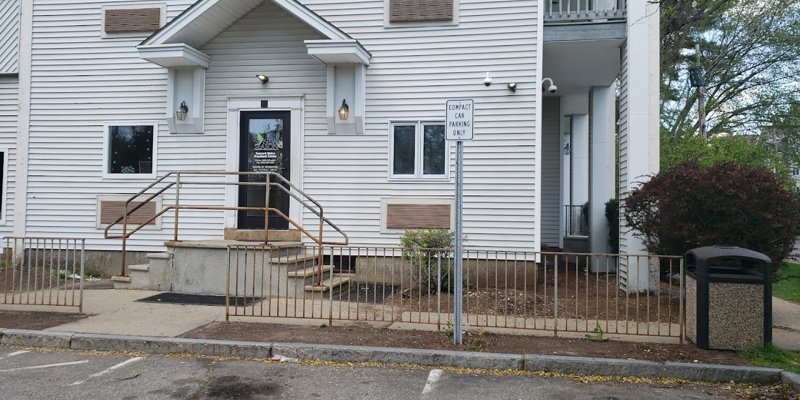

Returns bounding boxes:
[624,161,799,273]
[605,198,619,254]
[400,229,454,293]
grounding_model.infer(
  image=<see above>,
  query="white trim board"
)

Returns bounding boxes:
[224,97,305,229]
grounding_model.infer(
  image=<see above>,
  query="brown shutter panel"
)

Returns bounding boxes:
[105,8,161,33]
[390,0,454,23]
[386,204,451,229]
[100,201,157,226]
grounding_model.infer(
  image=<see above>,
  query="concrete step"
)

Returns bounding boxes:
[224,228,302,242]
[111,275,131,289]
[128,264,150,272]
[304,276,351,292]
[146,252,170,260]
[271,253,318,265]
[287,265,333,278]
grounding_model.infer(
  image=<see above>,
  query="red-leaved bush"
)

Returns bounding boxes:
[624,161,799,271]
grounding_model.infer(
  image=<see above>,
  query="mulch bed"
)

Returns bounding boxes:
[0,310,87,329]
[180,321,747,366]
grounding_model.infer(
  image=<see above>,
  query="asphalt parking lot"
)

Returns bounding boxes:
[0,346,769,399]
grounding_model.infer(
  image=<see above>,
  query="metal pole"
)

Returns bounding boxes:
[696,44,706,140]
[453,140,464,345]
[174,172,181,241]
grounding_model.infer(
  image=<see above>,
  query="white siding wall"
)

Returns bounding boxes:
[23,0,540,252]
[299,0,540,249]
[0,0,19,74]
[25,0,196,251]
[540,97,560,247]
[0,76,18,230]
[618,41,628,256]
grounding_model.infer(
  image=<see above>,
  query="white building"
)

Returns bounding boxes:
[0,0,659,290]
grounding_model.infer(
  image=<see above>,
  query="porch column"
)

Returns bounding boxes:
[590,85,615,271]
[620,0,660,291]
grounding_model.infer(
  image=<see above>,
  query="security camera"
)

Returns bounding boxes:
[542,77,557,94]
[483,71,492,87]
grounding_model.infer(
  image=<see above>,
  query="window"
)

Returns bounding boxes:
[390,122,447,179]
[104,123,157,178]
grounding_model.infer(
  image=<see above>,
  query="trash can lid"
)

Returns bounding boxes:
[685,245,771,264]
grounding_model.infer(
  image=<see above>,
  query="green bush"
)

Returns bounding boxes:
[624,161,799,273]
[400,229,454,293]
[605,198,619,254]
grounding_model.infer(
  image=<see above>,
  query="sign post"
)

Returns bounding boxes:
[446,99,473,345]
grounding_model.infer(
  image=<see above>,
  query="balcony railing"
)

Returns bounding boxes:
[545,0,626,23]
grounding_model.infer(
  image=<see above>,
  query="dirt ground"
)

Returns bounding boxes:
[181,321,747,366]
[0,310,86,329]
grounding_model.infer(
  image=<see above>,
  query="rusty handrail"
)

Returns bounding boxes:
[104,171,349,277]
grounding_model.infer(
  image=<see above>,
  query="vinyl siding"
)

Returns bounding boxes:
[0,0,19,74]
[299,0,539,249]
[0,76,18,229]
[617,40,630,283]
[540,97,559,247]
[25,0,196,250]
[23,0,540,252]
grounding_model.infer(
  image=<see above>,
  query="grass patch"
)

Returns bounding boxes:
[741,344,800,374]
[774,262,800,304]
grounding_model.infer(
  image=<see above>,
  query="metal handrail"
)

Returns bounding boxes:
[104,171,349,278]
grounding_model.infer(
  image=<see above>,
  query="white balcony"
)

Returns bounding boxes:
[544,0,626,23]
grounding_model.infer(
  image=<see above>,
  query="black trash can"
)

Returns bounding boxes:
[685,246,772,350]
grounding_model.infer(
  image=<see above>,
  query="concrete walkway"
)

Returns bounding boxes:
[773,297,800,351]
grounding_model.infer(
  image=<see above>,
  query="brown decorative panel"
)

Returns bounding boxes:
[389,0,454,23]
[100,201,157,226]
[387,204,451,229]
[105,8,161,33]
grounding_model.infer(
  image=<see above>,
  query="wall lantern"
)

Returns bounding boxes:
[175,100,189,121]
[256,74,269,84]
[338,99,350,120]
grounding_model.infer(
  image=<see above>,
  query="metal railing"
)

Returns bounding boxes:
[104,171,348,278]
[0,237,85,313]
[545,0,627,23]
[226,245,684,341]
[565,204,589,237]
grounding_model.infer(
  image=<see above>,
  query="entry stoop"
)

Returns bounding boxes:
[113,252,172,291]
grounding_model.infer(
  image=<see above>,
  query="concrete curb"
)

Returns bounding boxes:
[783,371,800,393]
[0,329,788,386]
[0,329,73,349]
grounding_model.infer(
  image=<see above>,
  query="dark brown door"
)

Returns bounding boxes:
[238,111,291,230]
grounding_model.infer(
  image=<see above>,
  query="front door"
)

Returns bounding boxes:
[238,111,291,230]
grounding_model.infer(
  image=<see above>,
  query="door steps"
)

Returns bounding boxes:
[304,276,351,292]
[287,265,333,278]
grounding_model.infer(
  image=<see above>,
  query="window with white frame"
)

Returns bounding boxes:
[390,121,447,179]
[105,123,156,177]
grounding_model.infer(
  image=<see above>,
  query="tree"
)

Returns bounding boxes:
[760,101,800,171]
[660,0,800,139]
[660,134,793,184]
